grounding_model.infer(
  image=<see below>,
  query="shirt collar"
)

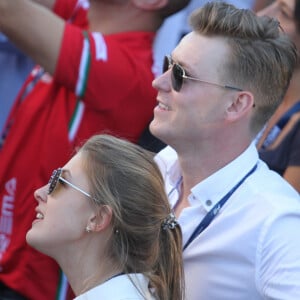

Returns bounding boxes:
[155,145,182,185]
[190,142,259,211]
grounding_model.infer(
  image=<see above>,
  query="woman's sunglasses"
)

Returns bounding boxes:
[163,55,243,92]
[47,168,93,200]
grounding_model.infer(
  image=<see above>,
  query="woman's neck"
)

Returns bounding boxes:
[56,247,122,296]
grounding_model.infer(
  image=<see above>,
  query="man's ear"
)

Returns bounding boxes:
[226,91,255,121]
[87,205,113,232]
[132,0,168,10]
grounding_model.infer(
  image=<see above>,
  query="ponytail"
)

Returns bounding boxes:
[150,216,185,300]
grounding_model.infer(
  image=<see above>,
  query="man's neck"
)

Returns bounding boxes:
[173,139,250,216]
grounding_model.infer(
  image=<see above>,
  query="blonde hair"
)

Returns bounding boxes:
[80,134,184,300]
[189,1,298,136]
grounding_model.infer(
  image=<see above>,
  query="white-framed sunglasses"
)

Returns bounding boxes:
[47,168,93,199]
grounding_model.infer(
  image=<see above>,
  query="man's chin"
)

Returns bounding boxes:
[150,123,172,144]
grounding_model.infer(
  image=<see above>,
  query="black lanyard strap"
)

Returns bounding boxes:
[183,164,257,251]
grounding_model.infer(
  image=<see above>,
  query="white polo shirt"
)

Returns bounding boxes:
[155,143,300,299]
[75,273,155,300]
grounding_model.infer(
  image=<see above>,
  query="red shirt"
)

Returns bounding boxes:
[0,0,156,299]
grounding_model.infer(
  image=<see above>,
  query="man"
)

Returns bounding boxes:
[140,0,257,153]
[0,0,190,299]
[150,2,300,299]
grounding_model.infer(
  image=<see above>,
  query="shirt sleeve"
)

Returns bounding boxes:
[54,24,155,111]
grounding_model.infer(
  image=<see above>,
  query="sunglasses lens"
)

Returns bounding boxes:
[162,56,183,92]
[48,168,61,195]
[172,64,184,92]
[162,56,169,73]
[162,56,172,73]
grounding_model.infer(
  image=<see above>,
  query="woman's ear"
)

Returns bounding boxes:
[87,205,113,233]
[132,0,168,10]
[226,91,255,121]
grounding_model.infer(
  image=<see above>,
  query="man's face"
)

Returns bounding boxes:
[150,32,238,150]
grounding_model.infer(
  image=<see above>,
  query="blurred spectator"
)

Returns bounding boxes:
[256,0,300,192]
[252,0,275,11]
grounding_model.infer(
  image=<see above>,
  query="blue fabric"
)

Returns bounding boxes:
[259,101,300,175]
[277,101,300,128]
[0,35,34,131]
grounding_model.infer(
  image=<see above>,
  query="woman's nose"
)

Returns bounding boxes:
[34,185,48,203]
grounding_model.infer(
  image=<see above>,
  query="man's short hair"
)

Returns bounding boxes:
[189,1,298,135]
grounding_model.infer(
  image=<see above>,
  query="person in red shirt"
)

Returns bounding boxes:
[0,0,190,299]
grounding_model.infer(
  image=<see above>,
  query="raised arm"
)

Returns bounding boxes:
[0,0,64,74]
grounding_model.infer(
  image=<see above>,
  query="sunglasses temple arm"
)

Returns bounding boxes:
[59,177,93,198]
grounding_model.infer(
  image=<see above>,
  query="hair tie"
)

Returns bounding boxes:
[162,213,178,230]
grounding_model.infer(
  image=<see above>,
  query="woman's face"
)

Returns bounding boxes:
[259,0,300,51]
[26,152,96,257]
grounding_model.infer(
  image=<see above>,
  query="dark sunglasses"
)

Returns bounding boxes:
[163,55,243,92]
[47,168,93,199]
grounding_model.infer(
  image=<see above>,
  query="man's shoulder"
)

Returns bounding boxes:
[248,162,300,208]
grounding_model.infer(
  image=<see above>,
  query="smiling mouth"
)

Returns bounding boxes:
[158,102,171,111]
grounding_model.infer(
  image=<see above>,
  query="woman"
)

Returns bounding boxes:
[256,0,300,193]
[26,134,184,300]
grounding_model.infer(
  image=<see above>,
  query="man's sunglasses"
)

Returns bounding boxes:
[47,168,94,200]
[163,55,243,92]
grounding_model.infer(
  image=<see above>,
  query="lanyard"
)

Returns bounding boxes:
[182,164,258,251]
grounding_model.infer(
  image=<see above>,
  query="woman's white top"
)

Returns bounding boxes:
[74,273,156,300]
